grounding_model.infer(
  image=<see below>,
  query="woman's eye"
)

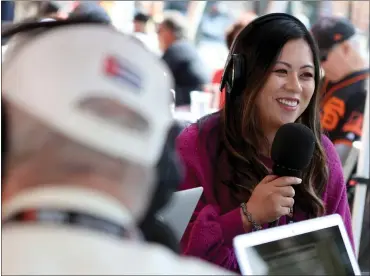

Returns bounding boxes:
[301,72,314,78]
[274,69,287,74]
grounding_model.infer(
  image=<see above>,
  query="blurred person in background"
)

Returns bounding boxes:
[311,17,369,163]
[211,13,257,109]
[38,1,61,19]
[68,2,111,24]
[133,11,150,33]
[157,10,209,109]
[132,11,160,55]
[1,20,232,275]
[176,14,354,272]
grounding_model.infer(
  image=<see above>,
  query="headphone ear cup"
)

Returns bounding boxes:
[220,57,233,95]
[229,54,246,98]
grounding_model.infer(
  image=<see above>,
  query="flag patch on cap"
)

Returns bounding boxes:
[104,55,142,91]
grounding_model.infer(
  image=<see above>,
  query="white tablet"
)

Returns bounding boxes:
[157,187,203,241]
[233,214,361,275]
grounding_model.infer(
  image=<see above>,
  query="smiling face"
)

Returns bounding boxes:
[255,39,316,134]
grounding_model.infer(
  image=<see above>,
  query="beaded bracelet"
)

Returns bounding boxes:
[240,202,262,231]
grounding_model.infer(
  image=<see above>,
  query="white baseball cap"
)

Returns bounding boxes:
[2,24,174,167]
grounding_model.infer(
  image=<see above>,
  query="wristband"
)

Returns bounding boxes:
[240,202,263,231]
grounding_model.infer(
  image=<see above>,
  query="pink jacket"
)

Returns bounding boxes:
[176,114,354,272]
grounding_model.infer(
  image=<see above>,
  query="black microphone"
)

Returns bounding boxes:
[270,123,316,226]
[271,123,316,178]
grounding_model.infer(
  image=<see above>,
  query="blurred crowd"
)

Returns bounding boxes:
[2,1,369,113]
[1,0,369,275]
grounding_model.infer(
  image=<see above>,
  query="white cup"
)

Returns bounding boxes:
[190,91,212,119]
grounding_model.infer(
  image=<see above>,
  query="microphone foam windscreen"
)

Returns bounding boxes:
[271,123,316,177]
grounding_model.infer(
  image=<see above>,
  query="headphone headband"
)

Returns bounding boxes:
[230,13,305,58]
[220,13,308,94]
[1,17,109,43]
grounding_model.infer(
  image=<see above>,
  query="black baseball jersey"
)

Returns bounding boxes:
[320,69,369,145]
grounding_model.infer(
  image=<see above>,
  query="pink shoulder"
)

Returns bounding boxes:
[176,123,199,154]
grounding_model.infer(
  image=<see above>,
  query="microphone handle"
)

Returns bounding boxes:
[268,170,297,228]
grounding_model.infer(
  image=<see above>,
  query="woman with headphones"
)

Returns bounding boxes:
[176,13,354,272]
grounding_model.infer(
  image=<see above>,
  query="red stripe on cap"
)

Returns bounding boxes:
[23,210,37,221]
[104,56,119,76]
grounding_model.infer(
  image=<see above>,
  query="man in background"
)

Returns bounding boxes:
[132,11,160,55]
[1,20,231,275]
[38,1,61,19]
[68,2,111,24]
[311,17,369,163]
[157,11,209,108]
[133,11,150,33]
[312,18,369,274]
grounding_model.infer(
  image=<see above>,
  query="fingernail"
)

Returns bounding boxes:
[296,178,302,183]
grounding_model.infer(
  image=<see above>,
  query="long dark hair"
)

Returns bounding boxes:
[204,16,328,218]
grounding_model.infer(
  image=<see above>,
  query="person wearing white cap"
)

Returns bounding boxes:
[1,21,232,275]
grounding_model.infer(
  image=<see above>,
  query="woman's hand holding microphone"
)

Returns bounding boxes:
[240,175,302,231]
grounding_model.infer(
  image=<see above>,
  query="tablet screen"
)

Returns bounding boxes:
[245,226,355,275]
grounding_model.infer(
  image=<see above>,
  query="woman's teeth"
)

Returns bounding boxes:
[277,99,298,107]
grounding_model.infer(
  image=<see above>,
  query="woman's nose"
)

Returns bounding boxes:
[284,73,302,93]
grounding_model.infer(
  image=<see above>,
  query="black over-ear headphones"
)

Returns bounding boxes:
[220,13,309,104]
[1,16,112,43]
[2,17,184,252]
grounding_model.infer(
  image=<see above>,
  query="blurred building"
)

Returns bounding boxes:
[6,1,368,40]
[266,1,369,38]
[4,1,368,72]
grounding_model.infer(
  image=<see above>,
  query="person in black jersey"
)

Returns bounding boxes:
[312,18,369,274]
[311,17,369,163]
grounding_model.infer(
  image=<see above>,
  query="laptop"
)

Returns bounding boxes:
[233,214,361,275]
[156,187,203,241]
